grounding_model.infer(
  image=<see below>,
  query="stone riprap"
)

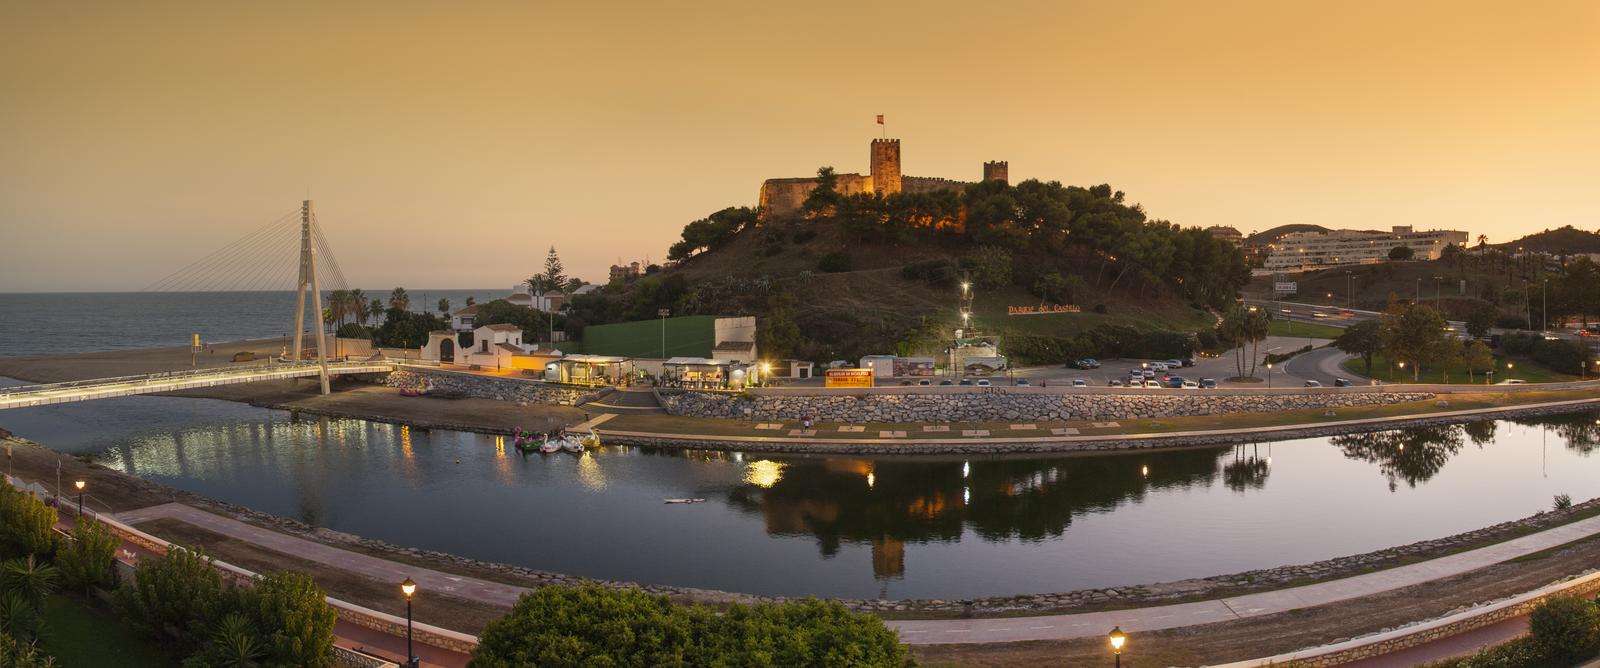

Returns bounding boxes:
[382,368,602,407]
[659,388,1435,423]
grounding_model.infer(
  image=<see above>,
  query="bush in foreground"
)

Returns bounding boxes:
[58,518,119,594]
[0,485,57,558]
[470,584,912,668]
[1530,594,1600,662]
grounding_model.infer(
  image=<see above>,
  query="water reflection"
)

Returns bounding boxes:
[6,389,1600,597]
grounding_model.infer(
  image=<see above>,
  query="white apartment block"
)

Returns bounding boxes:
[1263,226,1469,272]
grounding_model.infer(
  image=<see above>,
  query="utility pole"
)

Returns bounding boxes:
[658,308,670,359]
[1543,279,1549,332]
[291,200,331,394]
[1346,271,1354,309]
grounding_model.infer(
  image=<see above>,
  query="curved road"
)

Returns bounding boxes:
[1281,346,1360,386]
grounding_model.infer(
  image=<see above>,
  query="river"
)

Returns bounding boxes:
[2,377,1597,599]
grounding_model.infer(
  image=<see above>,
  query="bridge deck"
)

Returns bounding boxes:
[0,361,394,410]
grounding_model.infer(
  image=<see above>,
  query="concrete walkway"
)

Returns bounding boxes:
[115,498,1600,654]
[116,502,531,608]
[888,512,1600,644]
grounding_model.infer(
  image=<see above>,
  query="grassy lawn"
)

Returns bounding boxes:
[602,389,1600,442]
[40,594,176,667]
[1268,319,1345,339]
[1343,352,1577,384]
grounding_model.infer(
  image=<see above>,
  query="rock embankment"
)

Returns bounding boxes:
[382,368,603,407]
[659,389,1435,423]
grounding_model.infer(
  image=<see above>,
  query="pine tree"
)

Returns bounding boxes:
[542,246,567,294]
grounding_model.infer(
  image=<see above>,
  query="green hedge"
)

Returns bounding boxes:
[470,584,912,668]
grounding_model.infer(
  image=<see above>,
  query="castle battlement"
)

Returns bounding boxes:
[756,137,1005,219]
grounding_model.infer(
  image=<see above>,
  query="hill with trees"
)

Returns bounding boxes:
[1495,225,1600,256]
[567,173,1252,364]
[1242,224,1332,246]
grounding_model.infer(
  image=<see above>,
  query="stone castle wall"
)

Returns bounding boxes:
[382,367,601,406]
[659,389,1435,423]
[757,174,872,219]
[869,138,901,194]
[983,160,1008,183]
[901,175,973,194]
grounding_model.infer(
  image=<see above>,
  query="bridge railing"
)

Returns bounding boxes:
[0,359,392,399]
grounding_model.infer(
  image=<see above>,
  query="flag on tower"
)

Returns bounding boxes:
[876,114,884,125]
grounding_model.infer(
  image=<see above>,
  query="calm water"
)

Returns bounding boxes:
[2,377,1597,599]
[0,290,505,357]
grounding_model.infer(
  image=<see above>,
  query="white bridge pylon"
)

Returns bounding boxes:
[291,200,332,395]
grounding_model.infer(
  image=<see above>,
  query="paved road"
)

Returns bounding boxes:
[1281,346,1359,386]
[887,512,1600,644]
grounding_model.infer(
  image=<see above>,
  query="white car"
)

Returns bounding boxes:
[1071,378,1088,387]
[1181,380,1199,389]
[976,379,991,386]
[1141,380,1163,388]
[1304,380,1323,387]
[1495,379,1527,385]
[1149,362,1168,371]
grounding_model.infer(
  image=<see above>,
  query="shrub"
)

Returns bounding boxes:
[57,518,118,594]
[116,547,230,650]
[688,598,911,668]
[1533,338,1588,375]
[1500,332,1537,355]
[1554,493,1574,511]
[1439,635,1547,667]
[1529,594,1600,661]
[182,613,265,668]
[471,584,912,668]
[0,486,57,558]
[239,571,335,667]
[1495,314,1529,330]
[965,246,1013,288]
[817,252,852,273]
[0,629,56,667]
[472,585,694,667]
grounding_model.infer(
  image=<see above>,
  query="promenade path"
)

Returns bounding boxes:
[888,512,1600,644]
[103,497,1600,660]
[116,502,530,609]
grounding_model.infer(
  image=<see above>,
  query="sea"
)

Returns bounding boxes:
[0,290,506,358]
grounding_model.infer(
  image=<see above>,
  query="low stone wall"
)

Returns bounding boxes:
[381,367,602,407]
[660,388,1435,423]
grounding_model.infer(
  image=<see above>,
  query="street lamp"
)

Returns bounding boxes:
[658,308,671,359]
[401,577,418,668]
[1108,626,1127,667]
[1265,362,1274,388]
[74,480,85,517]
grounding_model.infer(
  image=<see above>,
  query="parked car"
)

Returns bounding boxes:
[939,380,954,385]
[1142,379,1163,388]
[1149,362,1168,371]
[1199,378,1217,389]
[976,379,991,386]
[1142,370,1156,379]
[958,379,974,386]
[1333,378,1353,387]
[1073,358,1101,369]
[1015,379,1030,387]
[1071,378,1088,387]
[1163,377,1186,388]
[1304,380,1323,387]
[1164,359,1184,369]
[918,379,931,386]
[1182,380,1199,389]
[1108,379,1124,387]
[1182,357,1197,367]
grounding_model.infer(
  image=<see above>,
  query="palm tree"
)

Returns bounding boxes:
[388,287,410,312]
[1244,307,1270,377]
[367,299,383,326]
[0,591,44,642]
[438,298,451,315]
[325,290,350,327]
[207,613,265,668]
[347,288,368,325]
[0,556,57,609]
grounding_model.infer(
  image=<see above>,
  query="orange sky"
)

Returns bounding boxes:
[2,1,1597,291]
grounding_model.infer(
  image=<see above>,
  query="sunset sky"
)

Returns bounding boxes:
[3,1,1597,291]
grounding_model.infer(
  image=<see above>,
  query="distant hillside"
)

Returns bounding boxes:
[567,179,1250,364]
[1243,224,1330,246]
[1495,226,1600,255]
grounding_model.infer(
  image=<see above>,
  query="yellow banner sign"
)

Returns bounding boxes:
[1007,304,1081,315]
[824,368,874,388]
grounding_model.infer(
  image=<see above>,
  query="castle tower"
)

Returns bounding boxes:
[983,160,1009,184]
[870,138,902,195]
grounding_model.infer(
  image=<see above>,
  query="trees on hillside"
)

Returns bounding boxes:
[1389,245,1415,261]
[666,207,758,261]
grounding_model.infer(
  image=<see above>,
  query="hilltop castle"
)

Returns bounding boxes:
[757,138,1008,220]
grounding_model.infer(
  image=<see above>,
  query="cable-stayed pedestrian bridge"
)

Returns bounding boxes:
[0,360,395,411]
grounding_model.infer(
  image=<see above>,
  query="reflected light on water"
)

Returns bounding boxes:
[743,460,786,488]
[576,452,606,491]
